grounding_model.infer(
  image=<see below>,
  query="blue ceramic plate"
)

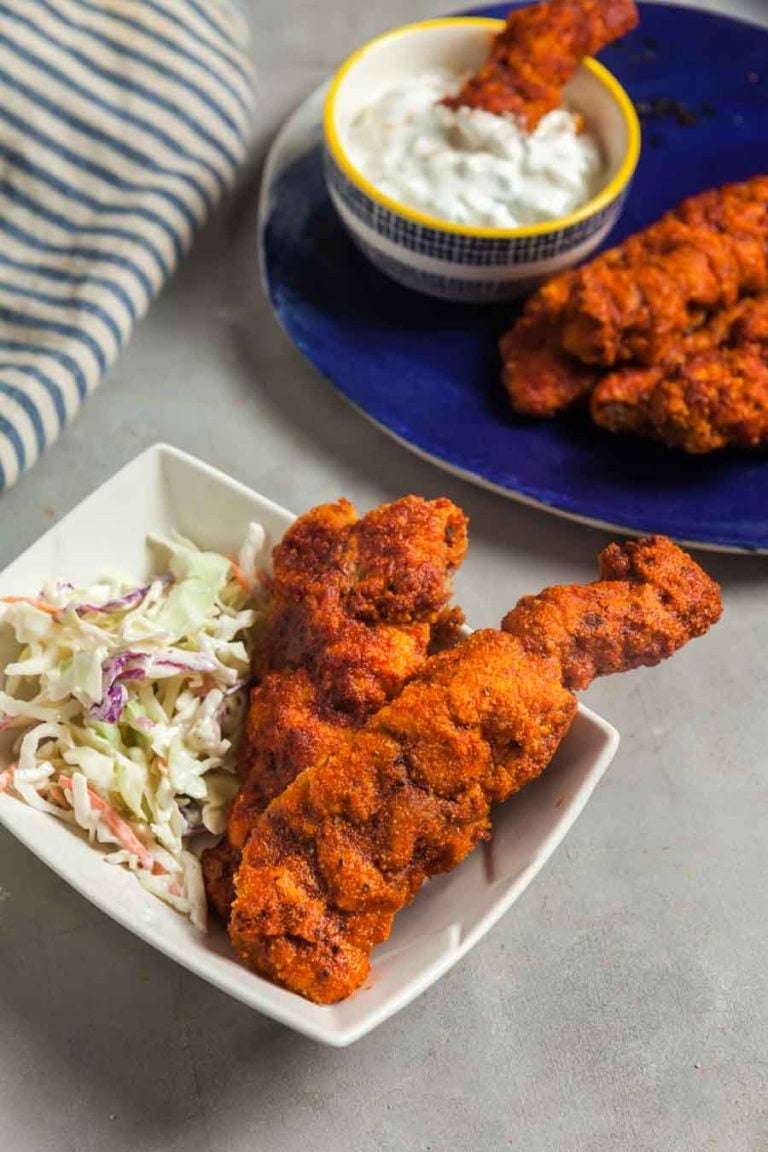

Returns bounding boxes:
[260,2,768,552]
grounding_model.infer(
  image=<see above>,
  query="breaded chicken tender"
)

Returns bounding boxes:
[254,496,467,713]
[500,312,598,417]
[645,346,768,454]
[229,537,721,1003]
[445,0,638,129]
[590,294,768,447]
[510,177,768,374]
[202,497,468,921]
[501,177,768,451]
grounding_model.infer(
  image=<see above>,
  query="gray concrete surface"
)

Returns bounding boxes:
[1,1,767,1149]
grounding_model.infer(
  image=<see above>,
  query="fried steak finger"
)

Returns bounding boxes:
[230,537,721,1003]
[445,0,639,128]
[552,177,768,367]
[501,315,597,416]
[589,365,661,433]
[591,294,768,445]
[646,346,768,454]
[202,496,468,922]
[501,178,768,447]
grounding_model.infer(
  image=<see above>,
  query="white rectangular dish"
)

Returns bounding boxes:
[0,444,619,1045]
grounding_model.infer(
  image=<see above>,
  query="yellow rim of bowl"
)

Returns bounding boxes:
[323,17,642,240]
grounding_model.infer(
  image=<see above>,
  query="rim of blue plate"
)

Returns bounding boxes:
[259,2,768,553]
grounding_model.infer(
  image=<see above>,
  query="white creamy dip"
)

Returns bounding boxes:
[346,70,606,230]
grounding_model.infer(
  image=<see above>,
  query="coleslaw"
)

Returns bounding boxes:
[0,524,269,929]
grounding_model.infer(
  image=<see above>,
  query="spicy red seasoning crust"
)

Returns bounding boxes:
[202,496,468,922]
[501,175,768,452]
[444,0,639,128]
[229,536,721,1004]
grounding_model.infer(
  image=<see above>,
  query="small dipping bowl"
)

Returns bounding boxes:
[323,18,641,302]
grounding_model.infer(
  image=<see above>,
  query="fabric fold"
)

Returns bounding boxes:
[0,0,252,491]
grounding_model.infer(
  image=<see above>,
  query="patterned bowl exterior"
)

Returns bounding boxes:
[324,148,632,302]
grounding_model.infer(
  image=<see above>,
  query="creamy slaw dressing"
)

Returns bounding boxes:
[0,525,269,929]
[346,70,605,229]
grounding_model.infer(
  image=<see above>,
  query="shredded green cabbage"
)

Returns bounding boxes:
[0,522,269,929]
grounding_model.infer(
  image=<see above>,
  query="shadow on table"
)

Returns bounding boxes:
[0,834,358,1147]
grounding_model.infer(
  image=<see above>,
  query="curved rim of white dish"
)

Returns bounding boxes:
[0,442,623,1047]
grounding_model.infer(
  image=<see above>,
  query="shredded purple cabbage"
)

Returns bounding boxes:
[90,682,128,723]
[103,653,149,684]
[151,652,218,674]
[62,573,173,618]
[66,585,150,618]
[88,653,149,722]
[222,680,247,697]
[87,649,218,723]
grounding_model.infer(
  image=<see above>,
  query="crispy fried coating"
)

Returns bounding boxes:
[202,497,468,921]
[228,672,353,846]
[501,313,597,416]
[203,847,238,921]
[645,346,768,453]
[445,0,638,129]
[727,293,768,345]
[230,634,576,1002]
[552,177,768,367]
[588,303,744,434]
[200,840,241,927]
[502,534,722,687]
[591,294,768,447]
[501,269,598,417]
[589,365,662,434]
[257,496,467,714]
[250,495,468,786]
[560,233,746,366]
[677,177,768,293]
[229,537,721,1003]
[501,177,768,446]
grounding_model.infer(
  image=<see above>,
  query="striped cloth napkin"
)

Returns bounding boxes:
[0,0,252,491]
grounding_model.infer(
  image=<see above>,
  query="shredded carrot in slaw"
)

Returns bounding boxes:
[0,596,59,616]
[0,523,266,927]
[57,774,165,875]
[228,558,251,593]
[0,716,31,732]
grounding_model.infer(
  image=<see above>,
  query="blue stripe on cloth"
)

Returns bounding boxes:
[148,0,251,88]
[71,0,251,120]
[0,285,124,351]
[0,214,153,305]
[34,0,245,164]
[0,250,136,326]
[2,341,88,402]
[0,178,171,281]
[0,61,216,214]
[0,16,235,188]
[0,381,46,454]
[0,142,185,265]
[0,363,66,429]
[52,4,250,148]
[0,308,107,377]
[0,0,251,491]
[0,412,26,472]
[0,104,200,235]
